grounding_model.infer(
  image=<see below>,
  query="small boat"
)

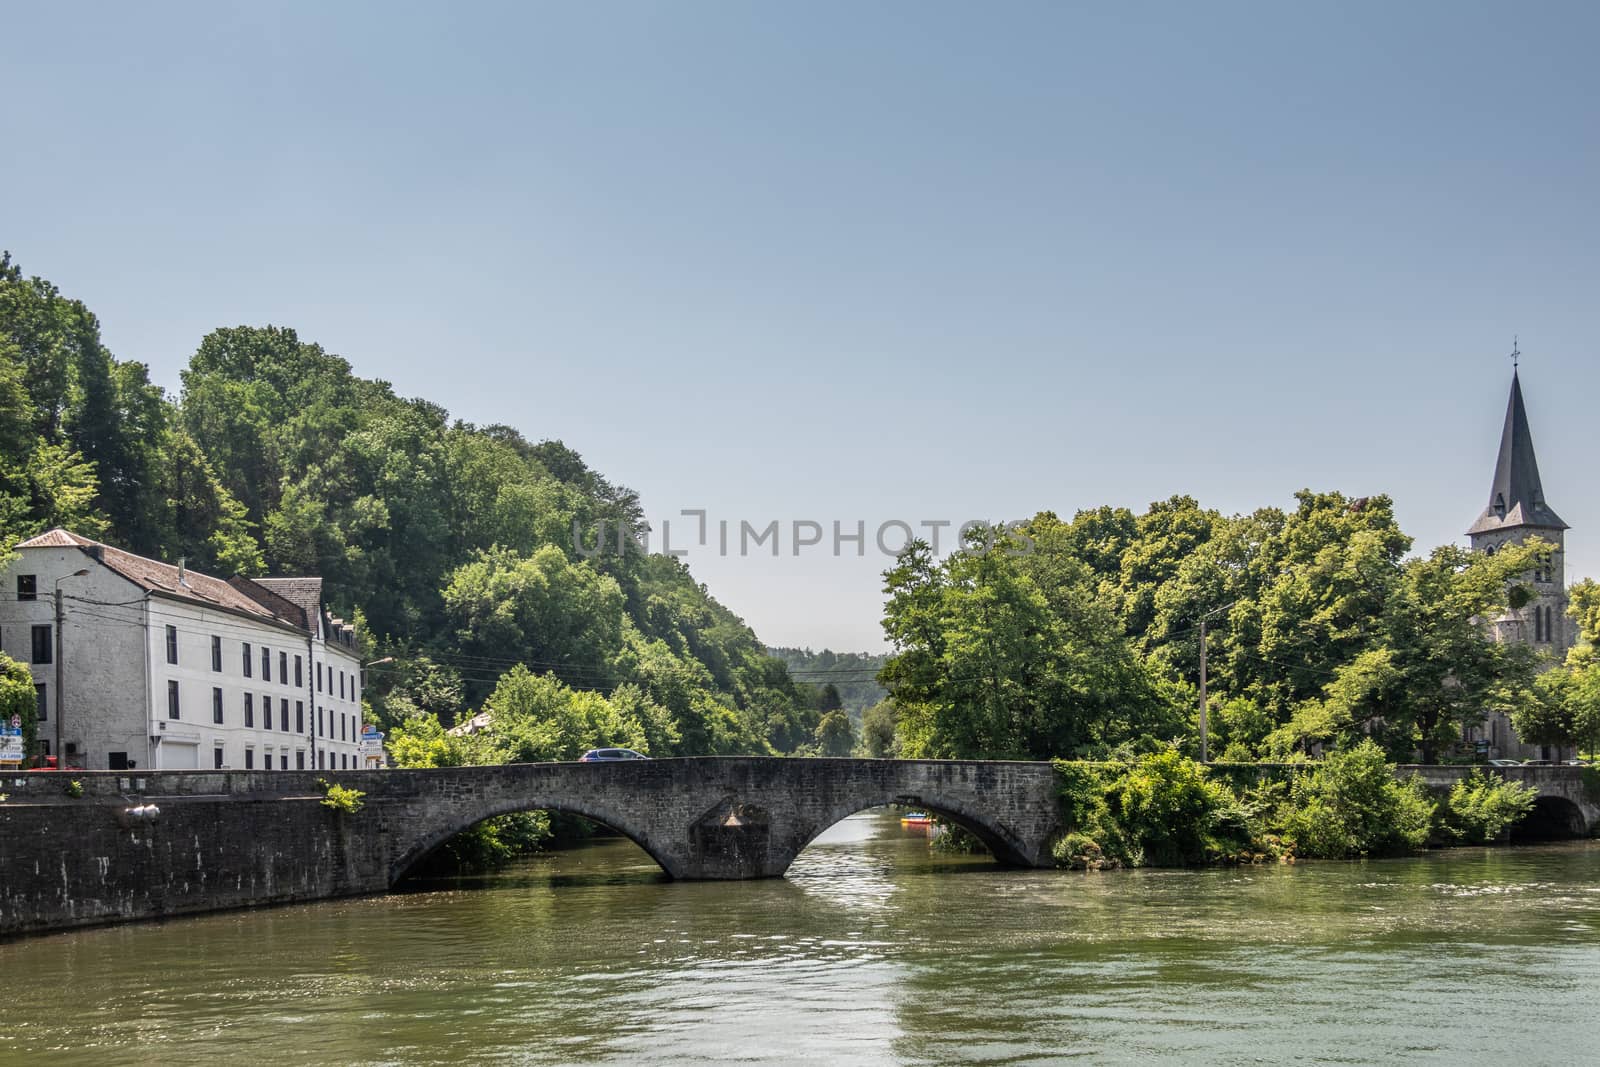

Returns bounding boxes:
[899,811,934,828]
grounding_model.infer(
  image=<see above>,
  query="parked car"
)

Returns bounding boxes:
[1564,759,1592,766]
[1521,759,1553,766]
[1486,758,1522,767]
[578,748,649,762]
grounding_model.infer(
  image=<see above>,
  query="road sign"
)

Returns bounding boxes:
[0,731,23,765]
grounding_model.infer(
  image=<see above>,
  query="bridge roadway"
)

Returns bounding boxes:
[0,758,1594,938]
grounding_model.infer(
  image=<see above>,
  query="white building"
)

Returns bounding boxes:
[0,529,366,772]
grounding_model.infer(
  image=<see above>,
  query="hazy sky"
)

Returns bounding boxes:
[4,2,1596,651]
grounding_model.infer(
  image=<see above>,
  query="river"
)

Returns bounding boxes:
[3,810,1599,1065]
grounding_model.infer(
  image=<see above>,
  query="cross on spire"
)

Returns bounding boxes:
[1510,336,1520,370]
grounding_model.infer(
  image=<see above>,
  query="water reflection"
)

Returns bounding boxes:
[2,813,1599,1065]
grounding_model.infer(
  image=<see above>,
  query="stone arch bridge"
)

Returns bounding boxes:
[0,758,1594,937]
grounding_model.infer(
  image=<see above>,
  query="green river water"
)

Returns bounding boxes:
[3,810,1599,1065]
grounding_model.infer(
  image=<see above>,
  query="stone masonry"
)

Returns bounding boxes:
[1,758,1593,939]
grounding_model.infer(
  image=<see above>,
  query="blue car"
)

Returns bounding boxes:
[579,748,649,762]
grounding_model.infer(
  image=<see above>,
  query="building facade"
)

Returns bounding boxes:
[1465,369,1574,759]
[0,529,364,771]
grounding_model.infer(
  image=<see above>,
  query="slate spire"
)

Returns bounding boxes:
[1467,368,1567,535]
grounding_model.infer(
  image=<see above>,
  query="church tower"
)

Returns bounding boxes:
[1467,366,1574,654]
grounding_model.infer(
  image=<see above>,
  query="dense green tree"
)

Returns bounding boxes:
[443,545,626,700]
[814,709,855,757]
[882,529,1180,760]
[859,700,898,758]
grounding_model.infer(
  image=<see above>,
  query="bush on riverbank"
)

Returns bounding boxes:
[1051,752,1286,868]
[1439,770,1537,844]
[1052,741,1467,868]
[1278,741,1434,858]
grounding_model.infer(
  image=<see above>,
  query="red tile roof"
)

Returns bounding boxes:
[15,528,312,633]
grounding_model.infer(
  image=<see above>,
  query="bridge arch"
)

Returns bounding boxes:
[779,789,1037,875]
[390,799,683,885]
[1511,795,1590,841]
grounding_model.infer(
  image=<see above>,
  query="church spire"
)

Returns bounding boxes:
[1467,365,1567,535]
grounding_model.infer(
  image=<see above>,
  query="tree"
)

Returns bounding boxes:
[0,653,37,760]
[859,701,898,758]
[443,545,626,700]
[881,529,1181,761]
[814,710,855,757]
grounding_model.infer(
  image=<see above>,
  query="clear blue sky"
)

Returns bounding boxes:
[4,2,1596,651]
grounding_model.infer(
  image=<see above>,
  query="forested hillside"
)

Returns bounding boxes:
[765,647,887,717]
[0,252,824,759]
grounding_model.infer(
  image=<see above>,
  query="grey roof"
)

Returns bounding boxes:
[1468,370,1567,535]
[252,577,324,628]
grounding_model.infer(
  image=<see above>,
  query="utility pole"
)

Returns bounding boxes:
[1198,601,1236,764]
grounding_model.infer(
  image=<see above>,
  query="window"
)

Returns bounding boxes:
[244,748,255,770]
[294,655,303,688]
[244,692,254,728]
[166,625,178,665]
[340,671,346,700]
[262,696,272,731]
[340,714,346,741]
[318,750,325,769]
[31,624,52,664]
[35,684,47,723]
[214,747,225,769]
[341,753,348,769]
[317,706,323,737]
[167,680,180,720]
[16,574,37,601]
[296,701,305,734]
[317,662,323,692]
[296,750,305,770]
[109,752,130,770]
[279,652,288,685]
[1535,606,1544,642]
[211,635,223,672]
[262,647,271,681]
[212,686,224,725]
[243,642,253,677]
[279,700,288,732]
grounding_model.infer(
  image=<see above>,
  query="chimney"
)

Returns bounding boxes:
[178,557,190,588]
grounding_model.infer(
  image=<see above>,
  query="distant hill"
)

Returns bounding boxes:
[766,647,887,718]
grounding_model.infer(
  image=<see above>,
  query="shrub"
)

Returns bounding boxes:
[1108,749,1241,866]
[1053,751,1269,867]
[1051,832,1109,870]
[65,780,84,799]
[423,811,553,871]
[1277,740,1434,858]
[319,780,366,814]
[1442,770,1537,843]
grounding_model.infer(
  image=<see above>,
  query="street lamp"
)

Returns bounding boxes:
[53,568,91,767]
